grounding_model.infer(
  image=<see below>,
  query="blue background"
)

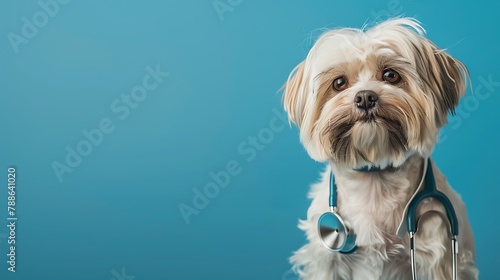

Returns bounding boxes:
[0,0,499,279]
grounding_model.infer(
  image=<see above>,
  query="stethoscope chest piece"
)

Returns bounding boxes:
[318,210,356,253]
[317,172,357,254]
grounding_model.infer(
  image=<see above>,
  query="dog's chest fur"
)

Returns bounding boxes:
[334,156,423,247]
[334,172,417,279]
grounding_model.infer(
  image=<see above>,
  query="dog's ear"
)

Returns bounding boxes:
[282,61,308,127]
[414,39,468,127]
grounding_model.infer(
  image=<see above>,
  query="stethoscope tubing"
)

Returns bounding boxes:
[323,158,459,279]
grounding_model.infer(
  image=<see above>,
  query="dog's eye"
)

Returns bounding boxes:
[332,76,348,91]
[382,69,401,84]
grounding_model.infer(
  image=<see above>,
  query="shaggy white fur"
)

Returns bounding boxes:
[283,18,478,280]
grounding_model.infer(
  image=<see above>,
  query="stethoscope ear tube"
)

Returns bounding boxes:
[407,158,459,280]
[406,158,459,235]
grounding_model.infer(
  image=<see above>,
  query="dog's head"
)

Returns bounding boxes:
[283,18,467,169]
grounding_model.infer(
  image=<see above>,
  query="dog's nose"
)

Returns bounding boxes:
[354,90,378,110]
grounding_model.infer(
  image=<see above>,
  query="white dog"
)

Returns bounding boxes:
[283,18,478,280]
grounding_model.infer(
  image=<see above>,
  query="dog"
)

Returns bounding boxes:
[282,18,478,280]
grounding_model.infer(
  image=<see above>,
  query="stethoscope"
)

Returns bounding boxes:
[317,158,459,280]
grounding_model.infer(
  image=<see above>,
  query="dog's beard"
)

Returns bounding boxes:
[320,101,411,168]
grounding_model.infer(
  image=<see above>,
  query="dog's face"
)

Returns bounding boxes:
[283,18,467,169]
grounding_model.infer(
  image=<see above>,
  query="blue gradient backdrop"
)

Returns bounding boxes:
[0,0,498,279]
